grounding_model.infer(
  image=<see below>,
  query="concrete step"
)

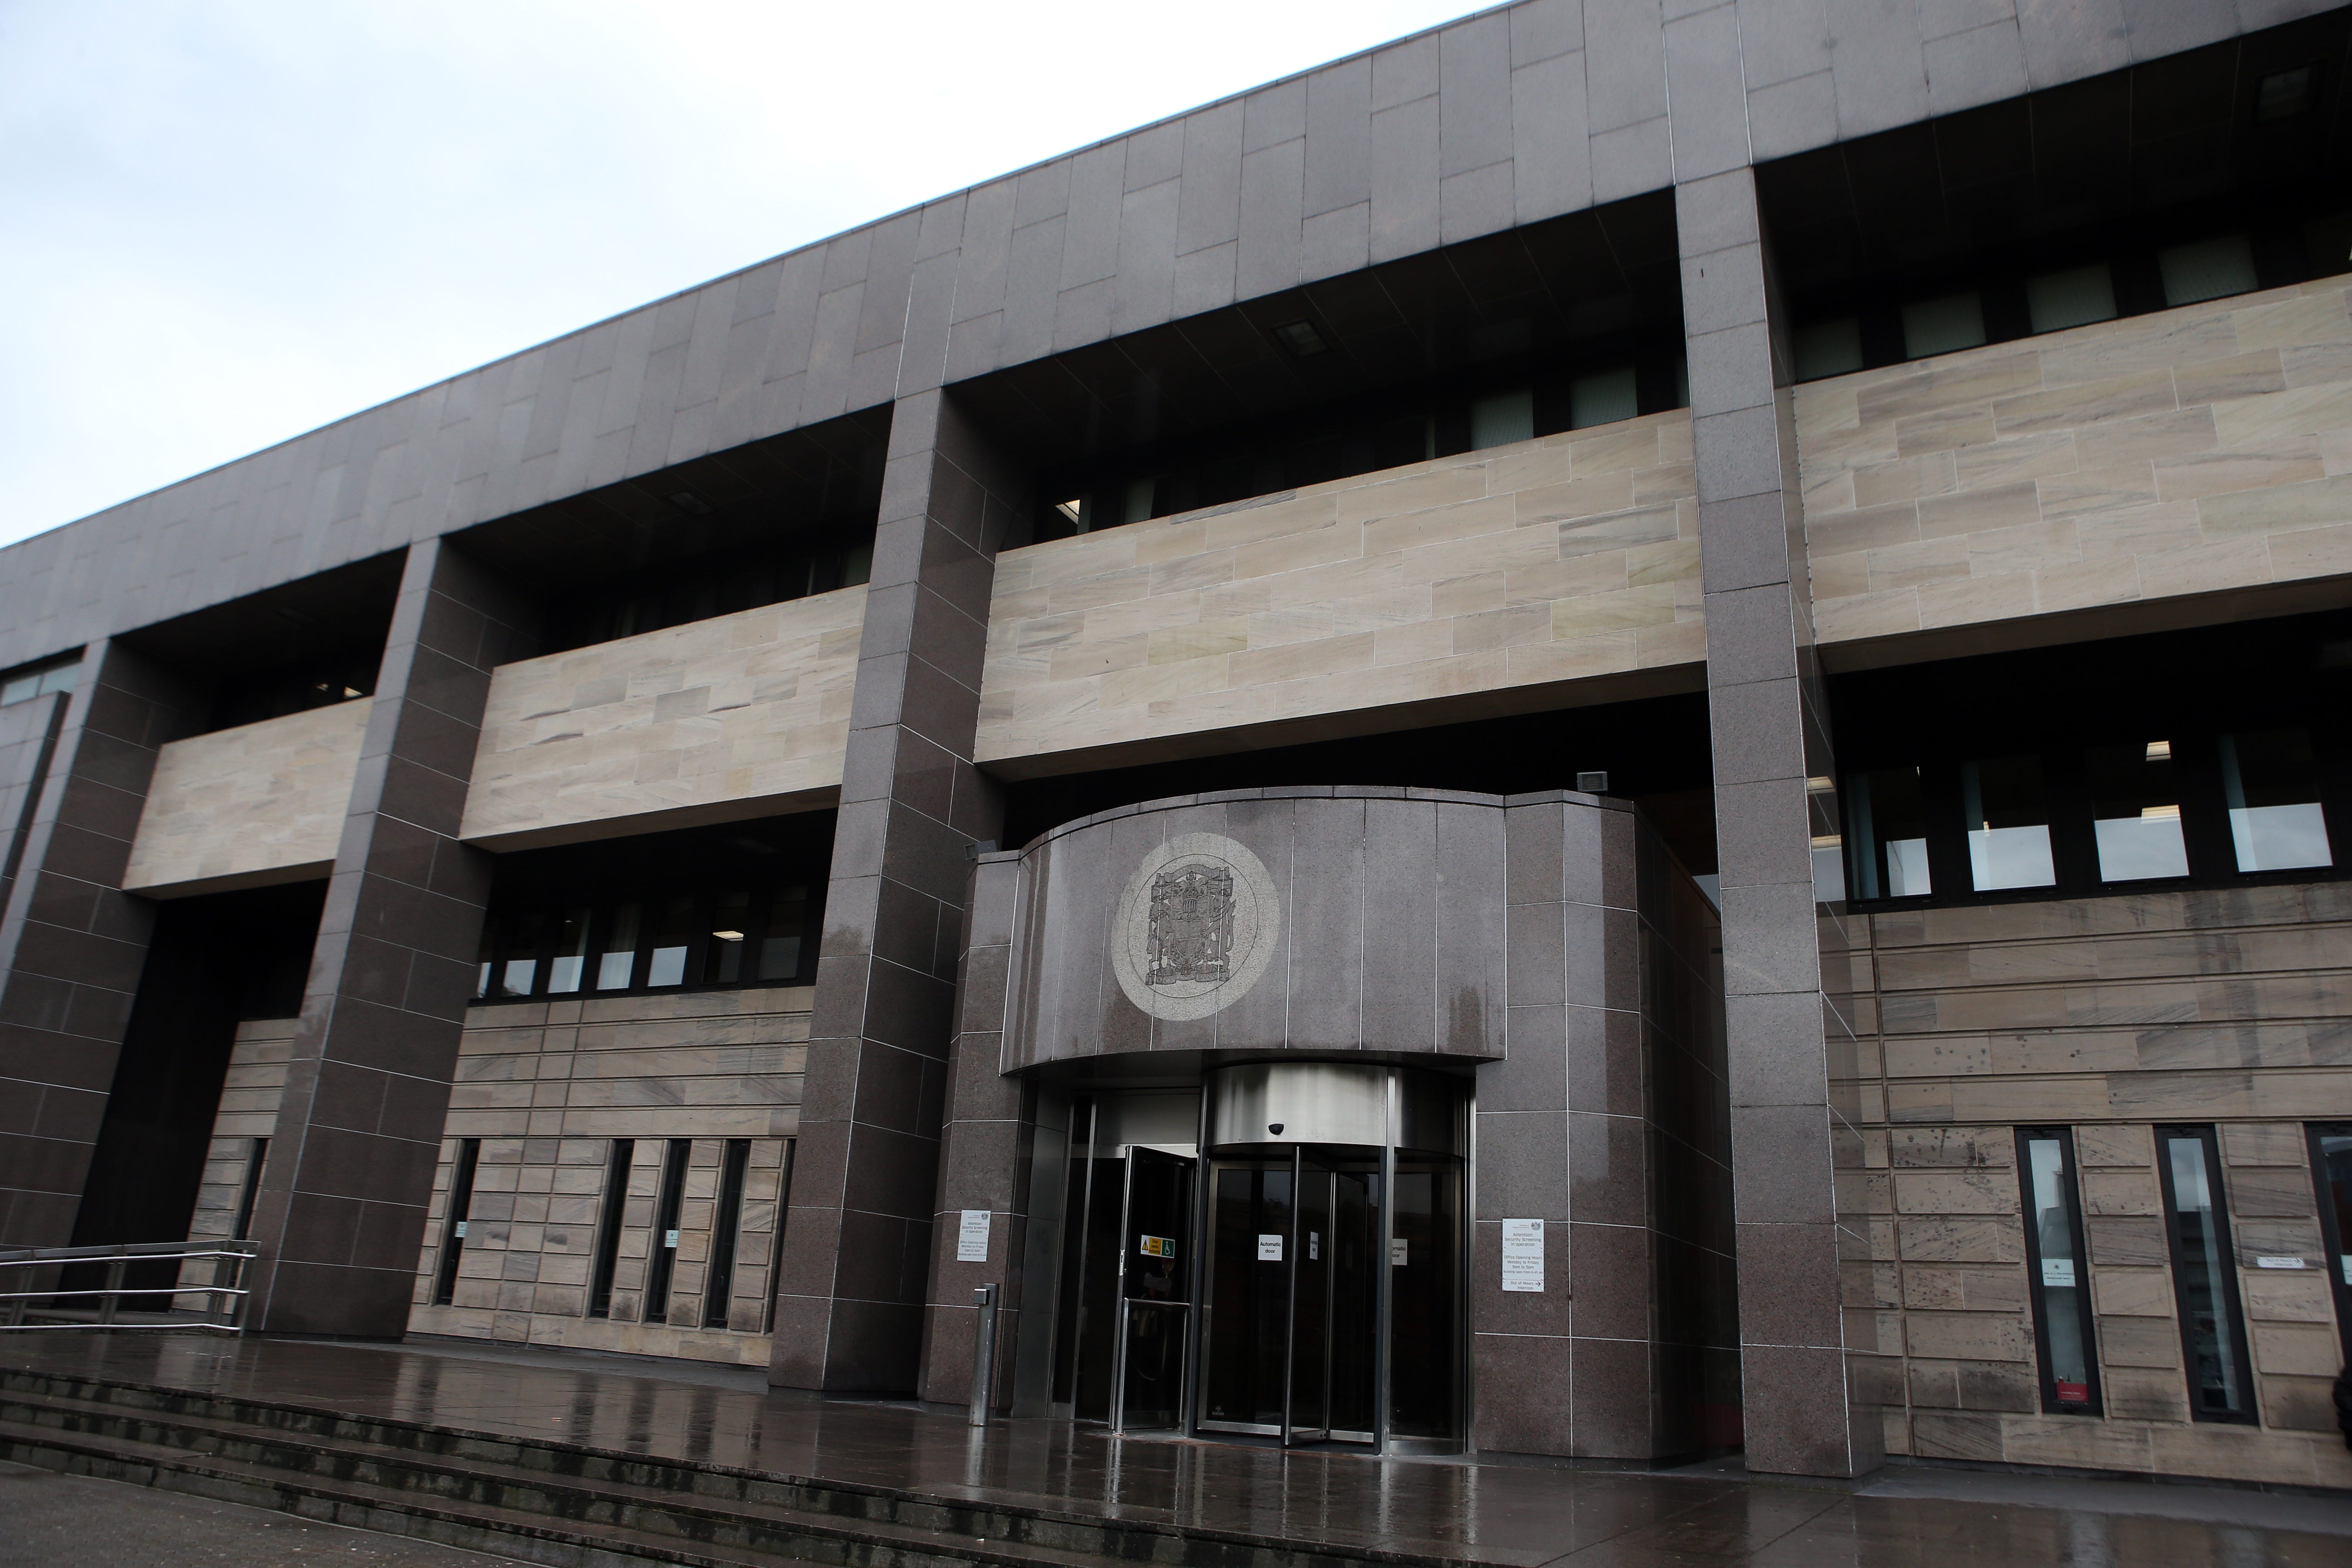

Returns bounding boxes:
[0,1366,1459,1568]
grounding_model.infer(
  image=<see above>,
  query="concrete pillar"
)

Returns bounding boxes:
[769,388,1024,1392]
[0,641,206,1246]
[1662,2,1884,1475]
[1676,157,1882,1477]
[242,539,536,1334]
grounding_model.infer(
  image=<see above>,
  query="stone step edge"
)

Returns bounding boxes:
[0,1370,1493,1568]
[0,1395,1138,1568]
[0,1417,833,1568]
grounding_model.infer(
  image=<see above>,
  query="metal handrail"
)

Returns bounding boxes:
[0,1240,257,1333]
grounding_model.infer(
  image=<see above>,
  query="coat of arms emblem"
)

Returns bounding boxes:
[1145,863,1234,985]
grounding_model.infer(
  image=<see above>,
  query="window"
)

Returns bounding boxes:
[1964,755,2055,891]
[1902,292,1986,358]
[2087,740,2188,883]
[2221,729,2332,872]
[474,879,820,1002]
[2155,1126,2256,1424]
[231,1138,269,1242]
[1567,368,1637,430]
[702,1139,753,1330]
[0,654,79,707]
[1469,388,1535,449]
[433,1138,481,1308]
[642,1139,692,1325]
[587,1140,634,1320]
[2309,1124,2352,1364]
[2017,1129,2100,1414]
[1793,318,1863,381]
[2159,236,2258,307]
[2026,265,2117,333]
[1845,766,1932,899]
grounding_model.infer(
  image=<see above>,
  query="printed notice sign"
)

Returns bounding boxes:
[1139,1235,1176,1259]
[1501,1219,1544,1293]
[956,1209,990,1263]
[1391,1237,1408,1266]
[2255,1255,2307,1269]
[2040,1258,2075,1287]
[1258,1234,1283,1262]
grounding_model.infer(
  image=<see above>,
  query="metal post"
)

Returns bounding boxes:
[968,1284,999,1427]
[1110,1298,1130,1434]
[100,1260,126,1326]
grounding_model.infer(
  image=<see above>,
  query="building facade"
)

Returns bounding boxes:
[3,0,2350,1487]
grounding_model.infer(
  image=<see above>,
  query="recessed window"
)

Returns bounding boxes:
[1053,498,1090,534]
[596,903,642,990]
[2087,740,2188,882]
[1902,293,1986,358]
[1963,755,2055,892]
[2221,729,2332,872]
[2026,265,2117,334]
[2258,66,2314,122]
[2159,235,2258,307]
[1567,369,1637,431]
[2018,1129,2099,1415]
[1470,388,1536,449]
[0,654,78,706]
[547,906,591,994]
[2155,1126,2257,1424]
[2309,1123,2352,1362]
[1121,477,1159,526]
[478,880,820,1003]
[499,911,542,998]
[1793,318,1863,381]
[1845,766,1932,900]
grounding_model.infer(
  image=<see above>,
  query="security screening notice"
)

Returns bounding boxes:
[1501,1218,1544,1292]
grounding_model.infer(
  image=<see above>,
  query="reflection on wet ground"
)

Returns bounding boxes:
[4,1333,2347,1566]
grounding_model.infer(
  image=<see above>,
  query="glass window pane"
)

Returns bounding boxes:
[2087,740,2189,882]
[704,891,750,985]
[473,916,498,1002]
[2020,1132,2097,1412]
[2160,235,2257,307]
[1469,387,1535,449]
[758,885,810,982]
[1568,368,1637,430]
[1964,755,2055,891]
[2026,265,2117,333]
[596,902,642,990]
[647,895,697,987]
[2159,1128,2253,1421]
[2221,729,2332,872]
[1794,318,1862,381]
[1845,767,1932,900]
[498,911,542,997]
[1902,292,1985,358]
[546,906,591,993]
[2311,1127,2352,1352]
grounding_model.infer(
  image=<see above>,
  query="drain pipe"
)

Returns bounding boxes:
[968,1284,999,1427]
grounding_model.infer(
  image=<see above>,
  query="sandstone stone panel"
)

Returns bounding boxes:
[975,414,1701,774]
[1798,281,2352,649]
[123,701,371,896]
[459,588,864,851]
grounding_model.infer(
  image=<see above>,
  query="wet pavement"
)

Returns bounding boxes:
[3,1332,2348,1566]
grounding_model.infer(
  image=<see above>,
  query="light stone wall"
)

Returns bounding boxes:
[173,1018,294,1310]
[407,986,810,1365]
[124,701,370,896]
[1798,279,2352,649]
[1840,882,2352,1485]
[458,586,864,851]
[974,412,1701,774]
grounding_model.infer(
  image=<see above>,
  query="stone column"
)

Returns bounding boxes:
[0,641,206,1246]
[769,389,1024,1392]
[1677,154,1882,1478]
[241,538,536,1334]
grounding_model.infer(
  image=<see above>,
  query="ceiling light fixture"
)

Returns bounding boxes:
[668,490,714,516]
[1272,320,1328,358]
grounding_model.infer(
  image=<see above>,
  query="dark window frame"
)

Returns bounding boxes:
[587,1139,635,1321]
[2015,1127,2102,1416]
[701,1138,753,1330]
[2153,1123,2260,1426]
[474,879,822,1003]
[432,1137,481,1308]
[2306,1122,2352,1367]
[642,1138,693,1326]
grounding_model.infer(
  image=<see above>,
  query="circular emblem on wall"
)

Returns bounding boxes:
[1109,832,1281,1021]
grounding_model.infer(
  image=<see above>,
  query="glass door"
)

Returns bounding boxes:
[1113,1146,1194,1431]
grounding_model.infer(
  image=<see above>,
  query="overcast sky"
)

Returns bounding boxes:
[0,0,1486,548]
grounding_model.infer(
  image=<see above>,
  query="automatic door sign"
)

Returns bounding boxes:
[1139,1235,1176,1259]
[1501,1218,1543,1292]
[956,1209,990,1263]
[1390,1237,1409,1266]
[1258,1234,1283,1262]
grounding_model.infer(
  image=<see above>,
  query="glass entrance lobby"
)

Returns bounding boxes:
[1048,1063,1466,1453]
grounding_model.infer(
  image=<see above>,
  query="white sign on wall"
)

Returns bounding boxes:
[956,1209,991,1263]
[1501,1218,1544,1293]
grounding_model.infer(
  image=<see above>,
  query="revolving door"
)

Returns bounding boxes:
[1048,1062,1466,1451]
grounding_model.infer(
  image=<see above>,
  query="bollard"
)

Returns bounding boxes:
[967,1284,998,1428]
